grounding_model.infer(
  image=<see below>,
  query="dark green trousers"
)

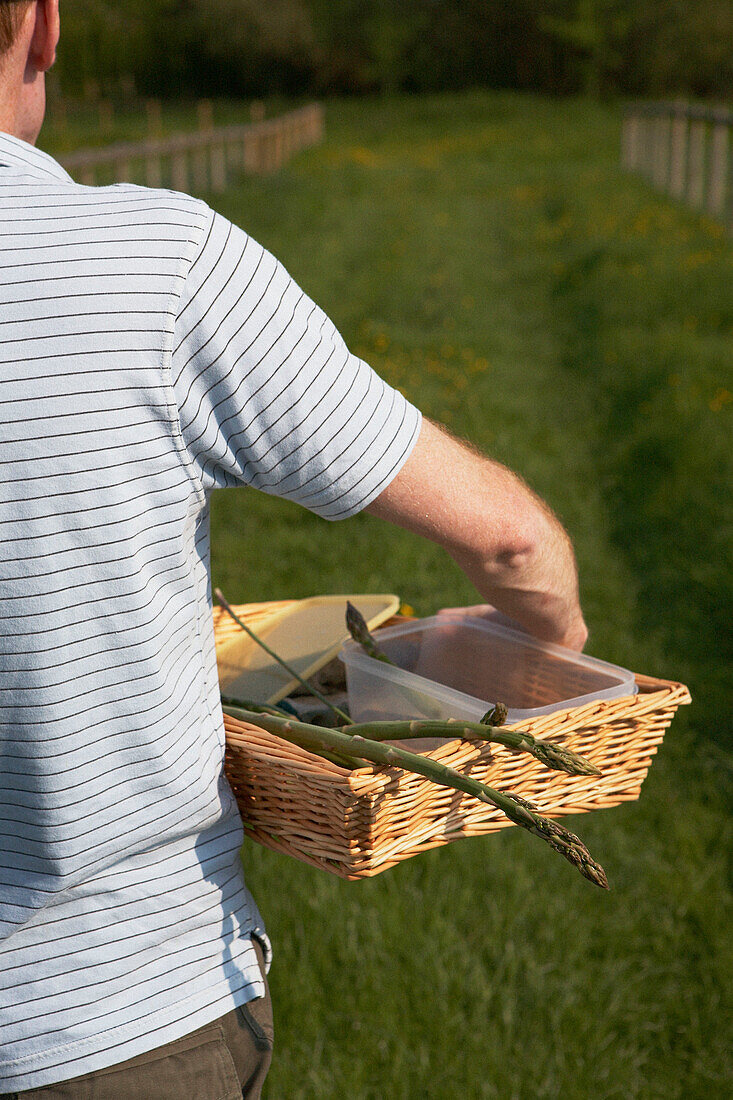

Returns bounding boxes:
[3,939,273,1100]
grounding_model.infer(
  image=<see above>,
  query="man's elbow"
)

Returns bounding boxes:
[451,506,559,587]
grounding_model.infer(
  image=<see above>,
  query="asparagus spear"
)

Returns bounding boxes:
[345,600,447,720]
[221,703,608,888]
[341,718,600,777]
[215,588,353,726]
[346,604,515,734]
[346,600,395,664]
[343,603,596,777]
[220,694,294,719]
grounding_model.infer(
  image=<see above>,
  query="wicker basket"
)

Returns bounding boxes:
[215,601,691,879]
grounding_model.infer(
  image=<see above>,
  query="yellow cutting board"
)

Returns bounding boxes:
[216,594,400,704]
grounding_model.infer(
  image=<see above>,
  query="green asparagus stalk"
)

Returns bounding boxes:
[345,601,395,664]
[346,604,516,736]
[342,603,596,777]
[215,588,353,726]
[345,600,448,720]
[221,703,608,888]
[220,694,294,719]
[341,718,600,777]
[222,704,372,770]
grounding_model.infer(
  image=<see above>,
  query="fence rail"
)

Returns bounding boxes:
[59,103,324,193]
[622,101,732,227]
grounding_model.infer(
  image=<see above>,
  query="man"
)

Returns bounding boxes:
[0,2,587,1096]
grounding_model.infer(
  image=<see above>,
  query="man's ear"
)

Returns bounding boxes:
[29,0,60,73]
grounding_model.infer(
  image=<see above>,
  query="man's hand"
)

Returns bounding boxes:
[366,418,588,651]
[437,603,589,653]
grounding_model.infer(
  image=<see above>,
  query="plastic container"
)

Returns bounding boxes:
[340,613,637,725]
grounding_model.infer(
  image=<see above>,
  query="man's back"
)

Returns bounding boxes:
[0,133,422,1091]
[0,133,274,1092]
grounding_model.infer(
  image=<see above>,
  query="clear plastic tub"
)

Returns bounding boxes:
[339,613,637,725]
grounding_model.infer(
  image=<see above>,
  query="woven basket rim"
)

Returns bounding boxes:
[217,599,691,780]
[223,670,690,787]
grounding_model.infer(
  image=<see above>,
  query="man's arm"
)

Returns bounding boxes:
[365,417,588,651]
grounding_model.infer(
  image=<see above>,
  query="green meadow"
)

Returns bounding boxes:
[49,92,733,1097]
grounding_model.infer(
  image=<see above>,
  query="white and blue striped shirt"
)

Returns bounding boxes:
[0,132,421,1091]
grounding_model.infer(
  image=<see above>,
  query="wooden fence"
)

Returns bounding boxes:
[622,101,732,227]
[59,103,324,193]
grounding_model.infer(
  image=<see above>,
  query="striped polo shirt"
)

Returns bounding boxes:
[0,132,421,1091]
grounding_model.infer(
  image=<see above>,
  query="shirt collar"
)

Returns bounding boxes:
[0,131,73,183]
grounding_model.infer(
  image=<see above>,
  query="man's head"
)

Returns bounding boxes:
[0,0,60,145]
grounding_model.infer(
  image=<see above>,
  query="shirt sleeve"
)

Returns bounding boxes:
[170,206,421,519]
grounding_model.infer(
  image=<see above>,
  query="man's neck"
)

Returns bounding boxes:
[0,56,44,144]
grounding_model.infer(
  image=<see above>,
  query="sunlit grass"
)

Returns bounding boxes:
[205,92,733,1099]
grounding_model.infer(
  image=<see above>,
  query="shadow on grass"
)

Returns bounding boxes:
[549,237,732,765]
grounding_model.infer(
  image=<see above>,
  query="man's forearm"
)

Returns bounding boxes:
[446,508,587,649]
[366,417,587,650]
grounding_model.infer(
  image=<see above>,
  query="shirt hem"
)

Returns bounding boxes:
[0,934,269,1093]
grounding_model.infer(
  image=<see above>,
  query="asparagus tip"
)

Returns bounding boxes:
[480,702,508,726]
[502,791,609,889]
[346,602,394,665]
[533,740,603,777]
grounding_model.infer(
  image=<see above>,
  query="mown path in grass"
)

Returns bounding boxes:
[207,92,731,1098]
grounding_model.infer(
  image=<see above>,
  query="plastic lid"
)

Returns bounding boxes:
[340,613,637,722]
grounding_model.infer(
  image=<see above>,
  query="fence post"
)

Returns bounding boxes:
[171,141,188,193]
[99,99,114,136]
[312,104,325,144]
[145,146,163,189]
[116,156,132,184]
[707,117,729,218]
[652,112,671,191]
[242,129,257,174]
[210,140,227,192]
[224,131,239,175]
[635,114,649,179]
[261,126,271,173]
[270,119,281,170]
[146,99,162,138]
[256,128,267,174]
[192,137,208,193]
[197,100,214,132]
[687,120,707,208]
[79,160,96,187]
[669,104,689,199]
[621,112,640,170]
[269,125,278,172]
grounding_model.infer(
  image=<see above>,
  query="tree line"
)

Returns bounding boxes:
[54,0,733,101]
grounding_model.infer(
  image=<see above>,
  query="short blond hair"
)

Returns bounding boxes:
[0,1,32,56]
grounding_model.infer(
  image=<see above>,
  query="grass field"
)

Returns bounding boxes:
[51,92,732,1097]
[200,93,733,1098]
